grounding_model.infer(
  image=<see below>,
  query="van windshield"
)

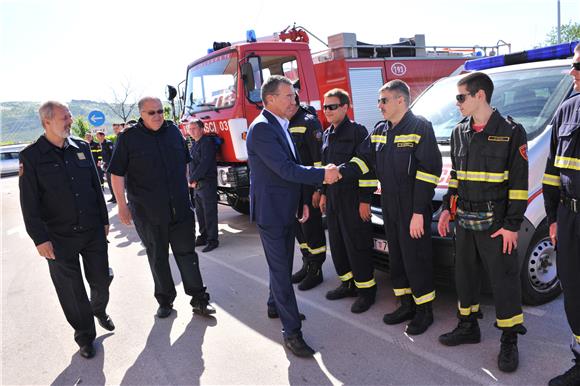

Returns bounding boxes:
[185,52,238,113]
[412,65,572,142]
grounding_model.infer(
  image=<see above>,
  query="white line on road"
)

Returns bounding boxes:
[203,253,494,386]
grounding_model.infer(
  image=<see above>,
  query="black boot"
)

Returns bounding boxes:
[191,289,216,316]
[298,262,323,291]
[326,279,357,300]
[351,286,376,314]
[439,315,481,346]
[498,331,519,372]
[549,351,580,386]
[383,295,415,325]
[406,302,433,335]
[291,262,308,284]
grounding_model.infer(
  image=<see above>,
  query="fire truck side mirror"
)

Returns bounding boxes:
[241,62,255,95]
[165,85,177,101]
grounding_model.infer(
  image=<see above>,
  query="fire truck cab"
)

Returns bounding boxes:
[174,27,501,214]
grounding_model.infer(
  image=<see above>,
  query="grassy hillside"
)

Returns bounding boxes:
[0,100,138,144]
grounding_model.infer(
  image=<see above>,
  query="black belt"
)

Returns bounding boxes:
[561,196,579,214]
[458,199,494,212]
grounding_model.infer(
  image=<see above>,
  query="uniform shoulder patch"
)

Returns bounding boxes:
[519,144,528,161]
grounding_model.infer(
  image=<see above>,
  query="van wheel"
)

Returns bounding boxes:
[227,195,250,215]
[520,224,561,305]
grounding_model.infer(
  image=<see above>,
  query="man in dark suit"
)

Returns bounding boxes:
[246,75,340,357]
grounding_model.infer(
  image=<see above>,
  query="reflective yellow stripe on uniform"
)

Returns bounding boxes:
[542,173,561,187]
[456,170,509,183]
[299,243,308,250]
[339,271,353,281]
[575,334,580,344]
[448,178,459,188]
[496,313,524,328]
[371,135,386,144]
[350,157,369,174]
[554,156,580,171]
[416,171,440,185]
[394,287,412,296]
[508,189,528,200]
[458,303,480,316]
[359,179,379,188]
[313,161,323,168]
[355,278,376,288]
[289,126,307,134]
[308,246,326,255]
[413,291,436,304]
[394,134,421,144]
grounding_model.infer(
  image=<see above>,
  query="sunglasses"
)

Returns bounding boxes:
[455,93,474,103]
[571,62,580,71]
[323,103,344,111]
[144,109,164,116]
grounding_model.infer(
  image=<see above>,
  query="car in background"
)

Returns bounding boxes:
[1,144,27,177]
[371,41,579,305]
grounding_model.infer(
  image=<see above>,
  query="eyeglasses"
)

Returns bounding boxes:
[144,109,164,116]
[455,93,474,103]
[323,103,344,111]
[571,62,580,71]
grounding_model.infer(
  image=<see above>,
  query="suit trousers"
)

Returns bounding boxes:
[133,212,205,306]
[47,226,110,347]
[194,180,219,243]
[258,223,302,337]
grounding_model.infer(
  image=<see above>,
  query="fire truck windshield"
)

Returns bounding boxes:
[185,53,238,113]
[412,65,572,142]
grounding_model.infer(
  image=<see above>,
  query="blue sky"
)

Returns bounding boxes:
[1,0,578,102]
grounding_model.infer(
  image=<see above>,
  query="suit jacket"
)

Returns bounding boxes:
[247,109,324,226]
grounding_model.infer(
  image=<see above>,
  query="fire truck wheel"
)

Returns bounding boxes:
[520,223,561,305]
[227,196,250,215]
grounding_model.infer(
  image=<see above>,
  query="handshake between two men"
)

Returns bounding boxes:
[323,163,342,184]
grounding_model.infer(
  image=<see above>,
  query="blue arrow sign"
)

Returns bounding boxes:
[88,110,105,127]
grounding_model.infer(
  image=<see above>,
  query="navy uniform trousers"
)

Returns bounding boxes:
[47,226,111,346]
[194,180,219,244]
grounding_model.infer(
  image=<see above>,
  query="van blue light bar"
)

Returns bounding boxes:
[465,41,579,71]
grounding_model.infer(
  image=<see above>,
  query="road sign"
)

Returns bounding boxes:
[88,110,106,127]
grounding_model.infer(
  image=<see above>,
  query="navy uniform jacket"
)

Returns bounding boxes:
[19,135,109,245]
[442,109,529,232]
[188,135,217,183]
[289,106,323,197]
[100,139,114,166]
[321,116,377,207]
[246,109,325,226]
[342,110,442,214]
[543,93,580,224]
[108,119,193,224]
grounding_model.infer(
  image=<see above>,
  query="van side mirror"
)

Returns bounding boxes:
[165,85,177,101]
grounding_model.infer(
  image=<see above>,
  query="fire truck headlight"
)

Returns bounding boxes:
[219,169,229,186]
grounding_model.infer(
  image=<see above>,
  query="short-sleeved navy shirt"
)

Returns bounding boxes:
[108,119,193,224]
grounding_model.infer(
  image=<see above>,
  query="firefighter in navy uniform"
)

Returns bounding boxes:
[437,72,528,373]
[340,80,442,334]
[85,132,104,186]
[319,88,378,313]
[19,101,114,359]
[288,93,327,291]
[544,45,580,386]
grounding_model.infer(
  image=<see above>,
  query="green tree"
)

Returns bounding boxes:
[545,21,580,45]
[71,116,91,138]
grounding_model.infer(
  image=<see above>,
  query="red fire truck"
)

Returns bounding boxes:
[168,26,507,214]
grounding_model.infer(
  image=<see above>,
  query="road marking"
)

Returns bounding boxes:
[313,353,343,386]
[481,367,498,381]
[203,253,493,385]
[523,305,546,317]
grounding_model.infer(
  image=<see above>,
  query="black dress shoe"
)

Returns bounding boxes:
[284,333,315,357]
[191,293,216,316]
[79,342,95,359]
[96,314,115,331]
[156,304,173,318]
[202,242,219,253]
[195,237,207,247]
[267,308,306,320]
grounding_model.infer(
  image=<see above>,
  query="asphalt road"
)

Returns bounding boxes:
[1,175,574,385]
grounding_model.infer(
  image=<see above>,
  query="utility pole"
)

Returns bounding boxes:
[557,0,561,44]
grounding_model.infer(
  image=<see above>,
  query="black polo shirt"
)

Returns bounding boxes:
[19,135,109,245]
[108,119,193,224]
